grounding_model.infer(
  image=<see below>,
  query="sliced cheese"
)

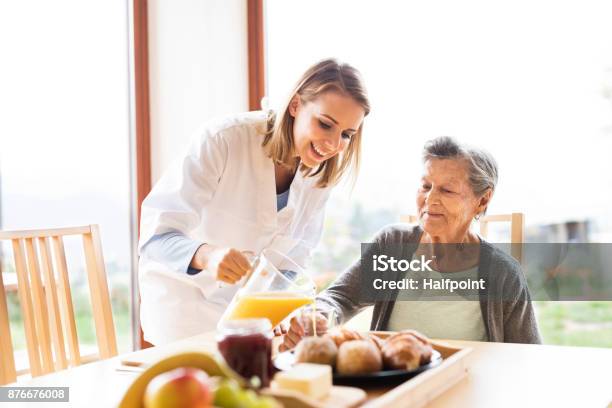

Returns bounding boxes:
[272,363,332,400]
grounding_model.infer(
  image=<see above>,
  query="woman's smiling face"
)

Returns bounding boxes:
[289,90,365,168]
[417,158,487,240]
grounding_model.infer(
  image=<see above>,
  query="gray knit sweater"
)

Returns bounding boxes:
[318,224,542,344]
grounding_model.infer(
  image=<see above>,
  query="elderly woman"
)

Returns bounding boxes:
[281,136,541,348]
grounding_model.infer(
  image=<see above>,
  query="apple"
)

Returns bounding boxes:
[144,367,212,408]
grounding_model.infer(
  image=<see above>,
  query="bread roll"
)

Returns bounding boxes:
[336,340,382,374]
[294,336,338,366]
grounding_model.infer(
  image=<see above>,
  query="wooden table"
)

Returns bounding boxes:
[2,332,611,408]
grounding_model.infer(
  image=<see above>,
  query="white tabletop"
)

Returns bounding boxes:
[2,332,611,408]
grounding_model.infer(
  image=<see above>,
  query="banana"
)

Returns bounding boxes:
[118,351,245,408]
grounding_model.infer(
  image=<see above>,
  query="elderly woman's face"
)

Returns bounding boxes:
[417,159,483,237]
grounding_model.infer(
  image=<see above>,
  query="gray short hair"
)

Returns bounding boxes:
[423,136,498,209]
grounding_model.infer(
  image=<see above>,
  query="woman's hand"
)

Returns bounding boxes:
[191,244,252,284]
[279,315,305,352]
[279,310,332,351]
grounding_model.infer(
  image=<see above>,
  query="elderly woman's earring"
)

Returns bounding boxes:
[475,214,481,221]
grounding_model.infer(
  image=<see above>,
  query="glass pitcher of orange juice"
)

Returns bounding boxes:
[219,248,316,328]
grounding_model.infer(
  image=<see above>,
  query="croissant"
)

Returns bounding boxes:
[381,331,433,370]
[325,327,364,348]
[367,333,384,351]
[397,330,432,348]
[385,330,432,363]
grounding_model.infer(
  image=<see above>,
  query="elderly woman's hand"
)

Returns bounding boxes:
[279,310,332,351]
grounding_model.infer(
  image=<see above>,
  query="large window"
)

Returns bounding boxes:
[0,0,133,370]
[266,0,612,346]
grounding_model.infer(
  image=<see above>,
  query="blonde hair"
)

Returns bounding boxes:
[262,58,370,188]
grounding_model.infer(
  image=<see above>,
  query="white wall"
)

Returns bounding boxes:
[148,0,249,182]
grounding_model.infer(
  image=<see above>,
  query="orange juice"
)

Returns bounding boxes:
[227,291,314,327]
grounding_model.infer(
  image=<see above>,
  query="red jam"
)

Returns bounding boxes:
[217,319,273,387]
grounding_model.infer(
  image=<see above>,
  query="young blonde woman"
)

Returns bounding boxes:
[138,59,370,345]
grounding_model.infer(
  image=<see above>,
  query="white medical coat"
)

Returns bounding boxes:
[138,111,331,345]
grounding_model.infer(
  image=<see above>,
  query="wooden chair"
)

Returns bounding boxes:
[400,213,525,262]
[0,225,117,385]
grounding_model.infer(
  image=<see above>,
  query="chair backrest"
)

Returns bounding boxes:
[0,225,117,384]
[479,213,525,262]
[399,213,525,262]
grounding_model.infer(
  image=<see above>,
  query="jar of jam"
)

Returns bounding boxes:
[217,319,273,387]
